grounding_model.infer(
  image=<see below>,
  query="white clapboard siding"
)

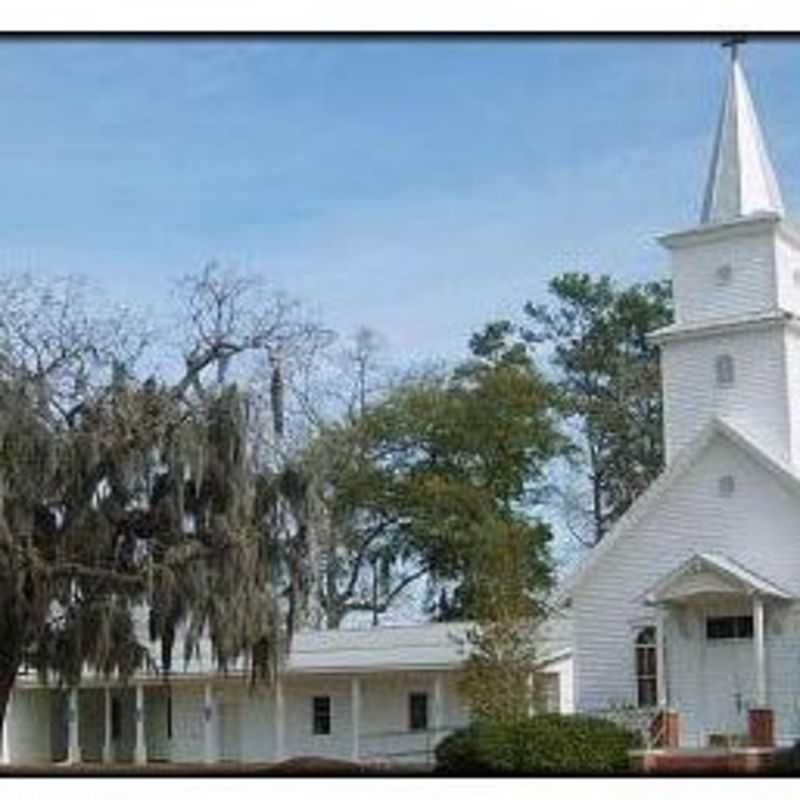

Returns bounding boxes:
[669,224,777,325]
[772,229,800,317]
[661,324,791,464]
[784,327,800,469]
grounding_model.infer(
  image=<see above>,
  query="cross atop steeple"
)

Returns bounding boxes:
[721,34,747,63]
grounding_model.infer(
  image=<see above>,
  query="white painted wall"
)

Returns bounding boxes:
[235,684,276,762]
[8,657,578,766]
[782,327,800,469]
[163,670,470,765]
[772,229,800,317]
[7,690,51,763]
[572,430,800,744]
[358,672,469,764]
[661,324,791,464]
[541,657,574,715]
[169,685,207,763]
[282,674,353,760]
[669,226,777,325]
[145,685,171,761]
[77,689,104,761]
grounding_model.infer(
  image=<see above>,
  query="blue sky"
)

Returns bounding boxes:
[0,37,799,366]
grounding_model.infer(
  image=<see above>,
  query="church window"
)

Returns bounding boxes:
[715,354,735,386]
[635,627,657,707]
[706,615,753,640]
[715,264,732,285]
[718,475,736,496]
[312,696,331,735]
[111,697,122,740]
[409,692,429,731]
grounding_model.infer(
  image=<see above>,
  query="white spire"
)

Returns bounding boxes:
[700,44,784,224]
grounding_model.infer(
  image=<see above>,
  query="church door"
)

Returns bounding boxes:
[703,615,755,743]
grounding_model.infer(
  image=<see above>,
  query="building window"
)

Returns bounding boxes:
[409,692,429,731]
[166,692,173,740]
[635,627,657,708]
[715,264,732,285]
[111,697,122,740]
[533,673,561,713]
[715,354,735,386]
[718,475,736,497]
[706,615,753,640]
[312,696,331,735]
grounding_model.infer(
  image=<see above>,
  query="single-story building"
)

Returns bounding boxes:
[1,617,573,766]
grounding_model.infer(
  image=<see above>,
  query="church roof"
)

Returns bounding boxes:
[700,46,785,225]
[648,308,799,344]
[642,552,792,605]
[559,416,800,602]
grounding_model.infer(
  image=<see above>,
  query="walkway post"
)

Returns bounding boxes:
[134,684,147,765]
[274,679,285,762]
[656,607,667,707]
[203,683,214,765]
[432,674,444,749]
[753,595,766,706]
[1,689,12,765]
[102,687,113,764]
[67,687,81,764]
[351,676,361,762]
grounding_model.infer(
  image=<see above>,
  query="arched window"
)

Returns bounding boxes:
[635,627,657,708]
[715,354,735,386]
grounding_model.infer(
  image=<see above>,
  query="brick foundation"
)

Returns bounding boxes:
[633,747,775,775]
[649,709,680,748]
[748,708,774,748]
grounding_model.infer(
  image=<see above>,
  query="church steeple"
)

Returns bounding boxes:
[700,39,785,224]
[654,43,800,470]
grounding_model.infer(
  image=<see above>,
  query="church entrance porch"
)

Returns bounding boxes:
[641,552,792,749]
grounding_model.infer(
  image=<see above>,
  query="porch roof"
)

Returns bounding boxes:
[642,552,793,605]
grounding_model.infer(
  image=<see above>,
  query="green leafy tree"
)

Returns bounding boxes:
[521,273,673,544]
[298,323,565,627]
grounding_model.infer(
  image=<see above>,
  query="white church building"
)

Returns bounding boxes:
[4,42,800,766]
[563,42,800,750]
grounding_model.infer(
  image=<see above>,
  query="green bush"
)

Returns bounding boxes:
[771,742,800,774]
[434,714,640,775]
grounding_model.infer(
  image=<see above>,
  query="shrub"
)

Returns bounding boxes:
[771,741,800,774]
[434,714,640,775]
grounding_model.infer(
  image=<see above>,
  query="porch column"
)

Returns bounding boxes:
[432,673,444,747]
[351,676,361,762]
[102,687,113,764]
[67,687,81,763]
[274,679,285,762]
[203,682,214,764]
[753,595,766,706]
[527,672,535,717]
[656,606,667,707]
[134,684,147,765]
[1,689,12,765]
